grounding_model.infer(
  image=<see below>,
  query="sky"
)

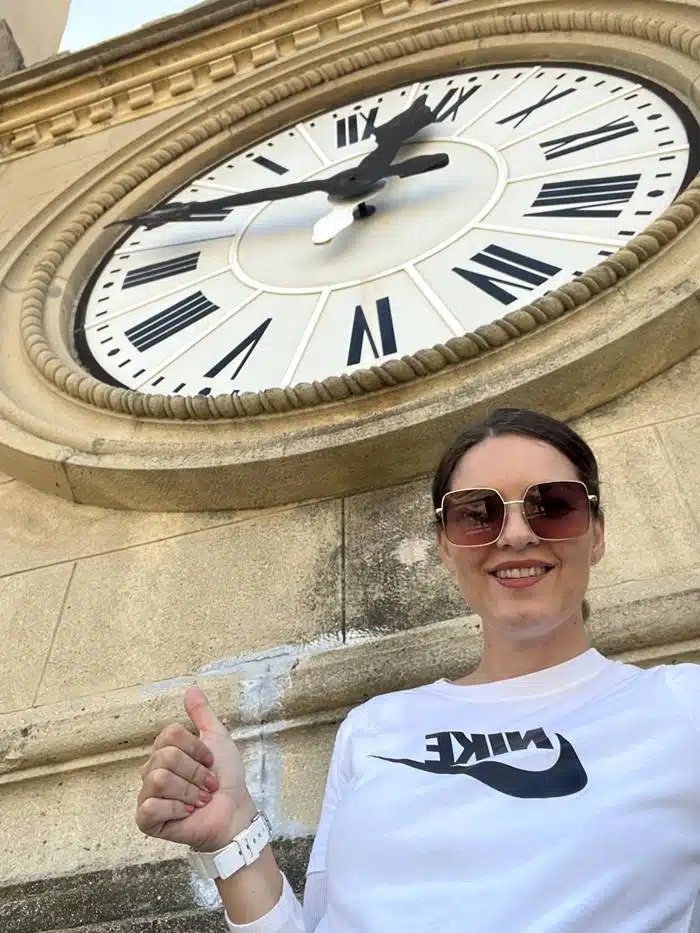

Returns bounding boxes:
[60,0,197,52]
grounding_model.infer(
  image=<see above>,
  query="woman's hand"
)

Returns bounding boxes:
[136,686,252,852]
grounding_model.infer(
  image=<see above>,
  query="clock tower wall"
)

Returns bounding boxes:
[0,1,699,929]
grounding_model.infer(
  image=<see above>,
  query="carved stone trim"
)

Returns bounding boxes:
[1,576,697,780]
[18,9,700,420]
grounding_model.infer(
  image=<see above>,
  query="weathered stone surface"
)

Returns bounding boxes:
[657,415,700,526]
[34,500,342,704]
[586,427,699,589]
[0,838,312,933]
[0,563,73,712]
[0,20,23,77]
[345,477,465,637]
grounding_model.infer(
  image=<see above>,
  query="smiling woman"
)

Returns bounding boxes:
[135,407,700,933]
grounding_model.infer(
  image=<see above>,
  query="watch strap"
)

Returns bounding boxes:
[187,810,271,881]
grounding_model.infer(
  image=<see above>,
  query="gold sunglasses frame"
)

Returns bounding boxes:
[435,481,599,548]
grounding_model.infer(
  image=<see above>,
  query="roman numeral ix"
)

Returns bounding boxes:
[125,291,219,351]
[122,252,201,289]
[454,245,561,306]
[525,174,641,218]
[347,297,397,366]
[540,116,638,160]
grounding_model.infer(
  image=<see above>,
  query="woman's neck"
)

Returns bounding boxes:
[453,616,590,686]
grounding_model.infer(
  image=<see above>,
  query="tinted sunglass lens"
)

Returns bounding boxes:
[443,489,504,545]
[524,482,590,539]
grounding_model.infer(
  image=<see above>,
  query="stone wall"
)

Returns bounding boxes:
[0,19,22,76]
[0,25,698,928]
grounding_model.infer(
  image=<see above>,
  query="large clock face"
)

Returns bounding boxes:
[76,63,698,398]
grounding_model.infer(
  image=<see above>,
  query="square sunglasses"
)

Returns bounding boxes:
[436,480,598,547]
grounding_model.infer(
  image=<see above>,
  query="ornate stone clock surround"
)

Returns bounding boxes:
[0,0,699,511]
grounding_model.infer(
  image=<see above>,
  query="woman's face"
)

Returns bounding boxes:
[438,434,605,641]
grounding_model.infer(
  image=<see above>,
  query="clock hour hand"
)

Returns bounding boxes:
[111,152,448,230]
[349,94,437,182]
[312,152,449,245]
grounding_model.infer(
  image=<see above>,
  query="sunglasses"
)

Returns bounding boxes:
[436,481,597,548]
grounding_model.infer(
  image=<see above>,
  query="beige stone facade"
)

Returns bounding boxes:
[0,0,698,926]
[0,0,70,66]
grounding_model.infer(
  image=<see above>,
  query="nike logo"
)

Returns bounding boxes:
[372,734,587,799]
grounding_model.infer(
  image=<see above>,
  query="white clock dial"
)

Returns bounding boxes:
[76,63,698,397]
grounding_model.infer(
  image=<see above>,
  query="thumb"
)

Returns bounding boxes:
[185,686,230,738]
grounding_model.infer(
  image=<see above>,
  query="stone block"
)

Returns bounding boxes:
[588,427,699,589]
[344,477,465,637]
[35,501,342,704]
[276,722,339,833]
[0,20,23,77]
[0,478,262,578]
[0,563,73,712]
[573,349,700,441]
[657,416,700,526]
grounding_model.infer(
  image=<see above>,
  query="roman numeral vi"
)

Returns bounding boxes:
[347,297,397,366]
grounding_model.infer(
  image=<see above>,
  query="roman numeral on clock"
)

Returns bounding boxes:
[125,291,219,351]
[432,85,481,123]
[540,116,638,160]
[204,317,272,380]
[336,107,380,148]
[453,245,561,305]
[122,252,201,289]
[525,174,641,218]
[347,297,397,366]
[497,85,577,129]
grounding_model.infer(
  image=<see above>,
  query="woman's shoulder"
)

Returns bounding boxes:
[342,680,443,735]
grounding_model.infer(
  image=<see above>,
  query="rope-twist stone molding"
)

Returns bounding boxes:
[19,9,700,420]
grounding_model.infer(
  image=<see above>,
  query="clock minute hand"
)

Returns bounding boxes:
[112,148,448,230]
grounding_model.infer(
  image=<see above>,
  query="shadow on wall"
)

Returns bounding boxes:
[0,19,22,76]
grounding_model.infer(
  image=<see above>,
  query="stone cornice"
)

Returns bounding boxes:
[0,574,697,784]
[0,0,426,159]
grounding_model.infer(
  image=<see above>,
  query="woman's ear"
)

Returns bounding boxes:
[590,514,605,567]
[438,530,456,575]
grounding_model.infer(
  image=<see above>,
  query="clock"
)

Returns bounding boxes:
[74,62,698,400]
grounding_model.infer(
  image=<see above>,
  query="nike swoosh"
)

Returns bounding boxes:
[372,734,587,799]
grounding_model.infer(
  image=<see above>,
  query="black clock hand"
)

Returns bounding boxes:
[351,93,436,179]
[111,152,449,229]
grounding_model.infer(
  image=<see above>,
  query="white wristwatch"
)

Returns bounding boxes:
[187,810,272,881]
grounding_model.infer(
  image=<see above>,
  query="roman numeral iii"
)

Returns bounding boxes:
[347,297,397,366]
[526,174,641,218]
[453,245,561,305]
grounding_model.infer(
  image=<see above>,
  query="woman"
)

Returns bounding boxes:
[135,408,700,932]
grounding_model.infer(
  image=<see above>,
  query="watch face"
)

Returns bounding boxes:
[75,63,698,398]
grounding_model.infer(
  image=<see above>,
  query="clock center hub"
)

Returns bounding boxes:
[232,138,504,291]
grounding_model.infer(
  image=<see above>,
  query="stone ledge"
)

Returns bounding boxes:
[1,571,697,783]
[0,838,311,933]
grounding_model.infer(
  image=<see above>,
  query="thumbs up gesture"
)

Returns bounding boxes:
[136,686,255,852]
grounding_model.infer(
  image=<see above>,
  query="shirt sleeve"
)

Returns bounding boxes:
[224,873,305,933]
[665,662,700,734]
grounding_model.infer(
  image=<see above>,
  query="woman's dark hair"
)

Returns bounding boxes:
[432,408,602,621]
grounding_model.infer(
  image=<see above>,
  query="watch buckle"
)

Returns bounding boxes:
[239,835,257,866]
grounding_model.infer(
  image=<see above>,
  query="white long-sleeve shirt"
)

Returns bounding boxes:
[225,650,700,932]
